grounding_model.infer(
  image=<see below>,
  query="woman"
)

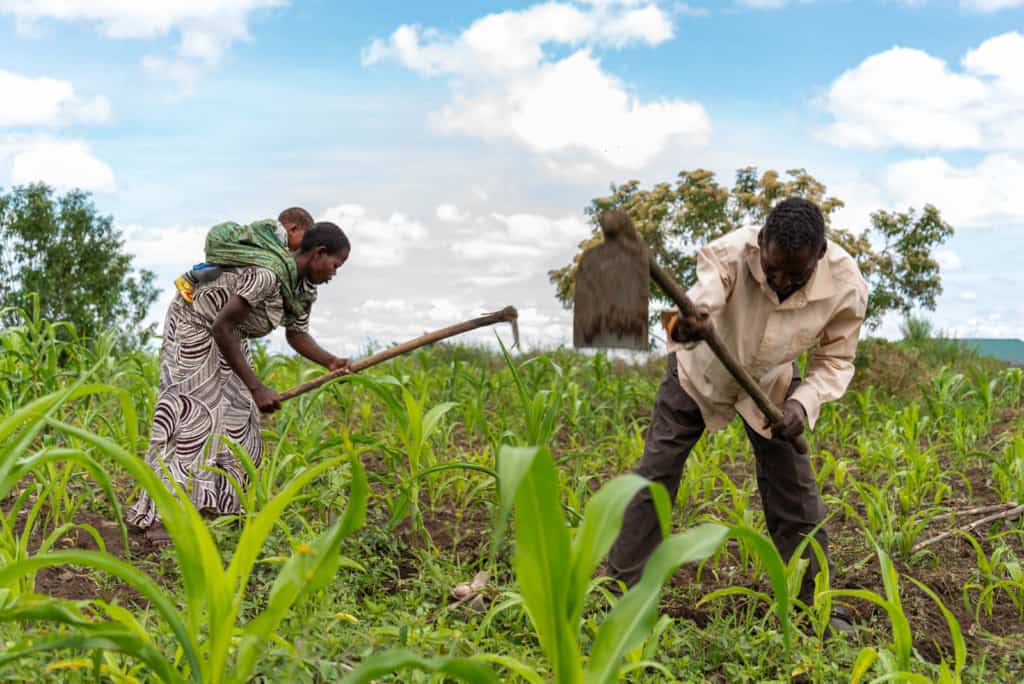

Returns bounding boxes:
[127,221,351,545]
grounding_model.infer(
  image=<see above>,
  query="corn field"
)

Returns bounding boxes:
[1,300,1023,682]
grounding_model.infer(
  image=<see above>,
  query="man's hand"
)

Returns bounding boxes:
[327,356,352,374]
[771,399,806,440]
[251,384,282,414]
[671,305,715,343]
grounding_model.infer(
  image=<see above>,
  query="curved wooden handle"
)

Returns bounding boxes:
[279,306,519,401]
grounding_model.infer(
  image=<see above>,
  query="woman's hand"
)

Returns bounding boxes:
[327,356,352,374]
[250,383,282,413]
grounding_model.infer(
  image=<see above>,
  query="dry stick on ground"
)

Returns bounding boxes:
[846,502,1024,570]
[279,306,519,401]
[910,503,1024,554]
[930,502,1020,523]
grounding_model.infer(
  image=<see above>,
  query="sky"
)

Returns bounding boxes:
[1,0,1022,354]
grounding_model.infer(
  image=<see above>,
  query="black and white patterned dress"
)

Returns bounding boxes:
[126,266,315,529]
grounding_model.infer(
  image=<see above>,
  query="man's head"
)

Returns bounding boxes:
[296,221,351,285]
[757,198,828,301]
[279,207,314,251]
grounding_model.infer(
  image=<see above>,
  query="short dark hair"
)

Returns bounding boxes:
[278,207,313,229]
[299,221,350,255]
[763,198,826,253]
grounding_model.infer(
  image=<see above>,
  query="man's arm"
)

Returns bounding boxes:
[212,296,282,413]
[285,328,350,372]
[667,242,736,346]
[787,286,868,429]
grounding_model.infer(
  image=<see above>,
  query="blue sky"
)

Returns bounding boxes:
[1,0,1022,352]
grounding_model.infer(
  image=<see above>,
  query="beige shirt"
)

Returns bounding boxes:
[667,226,868,438]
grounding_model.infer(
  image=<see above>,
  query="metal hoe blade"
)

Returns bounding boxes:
[573,210,649,351]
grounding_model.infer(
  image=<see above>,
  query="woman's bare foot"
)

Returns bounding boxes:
[144,522,173,548]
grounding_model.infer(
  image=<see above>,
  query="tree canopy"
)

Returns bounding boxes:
[0,183,158,345]
[549,167,954,330]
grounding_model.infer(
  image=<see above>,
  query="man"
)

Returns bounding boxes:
[174,207,313,302]
[607,197,868,635]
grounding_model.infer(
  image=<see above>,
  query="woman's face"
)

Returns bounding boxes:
[308,247,349,284]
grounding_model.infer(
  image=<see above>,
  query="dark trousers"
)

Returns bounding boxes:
[608,353,830,603]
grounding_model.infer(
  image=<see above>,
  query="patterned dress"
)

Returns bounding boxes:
[126,266,315,528]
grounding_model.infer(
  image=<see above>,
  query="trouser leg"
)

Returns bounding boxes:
[607,353,706,587]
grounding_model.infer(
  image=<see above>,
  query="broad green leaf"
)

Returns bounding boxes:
[729,525,795,657]
[508,446,579,683]
[567,474,670,626]
[0,551,200,681]
[585,523,729,684]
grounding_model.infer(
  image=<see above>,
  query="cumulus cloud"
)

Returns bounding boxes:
[960,0,1024,10]
[320,203,429,268]
[0,69,112,127]
[364,1,709,170]
[933,248,962,271]
[436,203,468,223]
[883,154,1024,227]
[0,0,286,91]
[820,31,1024,151]
[452,212,591,262]
[121,224,209,270]
[2,138,116,192]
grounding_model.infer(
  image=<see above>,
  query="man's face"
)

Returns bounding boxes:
[758,233,823,300]
[309,247,349,285]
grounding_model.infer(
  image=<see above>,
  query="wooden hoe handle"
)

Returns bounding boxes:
[279,306,519,402]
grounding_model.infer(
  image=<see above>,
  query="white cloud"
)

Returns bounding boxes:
[436,203,468,223]
[364,2,709,171]
[354,299,413,315]
[121,224,208,270]
[883,154,1024,227]
[0,0,285,90]
[0,69,112,127]
[934,248,962,271]
[960,290,978,301]
[452,212,592,262]
[673,3,711,17]
[320,203,428,268]
[820,31,1024,151]
[4,138,115,192]
[961,0,1024,10]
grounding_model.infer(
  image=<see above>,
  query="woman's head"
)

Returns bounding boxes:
[297,222,350,284]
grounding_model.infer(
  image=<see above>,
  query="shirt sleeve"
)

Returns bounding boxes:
[284,282,318,334]
[235,267,279,309]
[668,242,737,352]
[788,281,868,429]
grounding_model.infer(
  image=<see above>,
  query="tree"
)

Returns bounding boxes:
[0,183,158,345]
[549,167,954,330]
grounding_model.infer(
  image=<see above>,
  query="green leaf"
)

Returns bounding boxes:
[585,523,729,684]
[566,474,669,626]
[0,555,199,682]
[729,525,795,657]
[234,453,367,682]
[339,650,500,684]
[506,446,580,683]
[907,576,965,678]
[850,647,878,684]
